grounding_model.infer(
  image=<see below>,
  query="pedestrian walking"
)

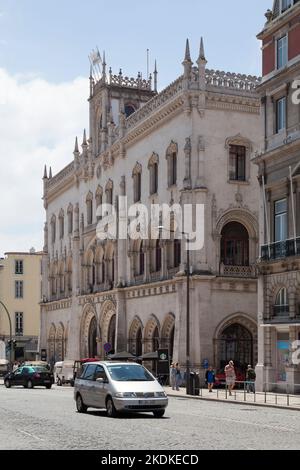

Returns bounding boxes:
[12,361,19,372]
[225,360,236,396]
[170,362,176,390]
[205,366,216,392]
[246,364,256,393]
[175,363,181,391]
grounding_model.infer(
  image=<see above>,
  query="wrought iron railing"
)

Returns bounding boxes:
[261,238,300,261]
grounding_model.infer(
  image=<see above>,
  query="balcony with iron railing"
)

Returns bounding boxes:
[261,238,300,262]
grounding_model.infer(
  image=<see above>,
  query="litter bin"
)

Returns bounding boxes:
[189,372,200,396]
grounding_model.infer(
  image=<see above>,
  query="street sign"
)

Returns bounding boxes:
[104,343,112,353]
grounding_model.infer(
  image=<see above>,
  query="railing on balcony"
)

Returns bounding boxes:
[219,264,257,278]
[261,238,300,261]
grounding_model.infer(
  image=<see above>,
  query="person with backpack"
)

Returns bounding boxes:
[246,365,256,393]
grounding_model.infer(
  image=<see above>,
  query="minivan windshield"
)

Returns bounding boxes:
[106,364,155,382]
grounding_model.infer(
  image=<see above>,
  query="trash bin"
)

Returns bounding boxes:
[189,372,200,396]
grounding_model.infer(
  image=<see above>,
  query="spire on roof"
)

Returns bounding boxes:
[43,165,47,179]
[74,136,79,154]
[82,129,87,146]
[182,38,193,80]
[198,37,206,62]
[49,167,52,179]
[184,38,191,62]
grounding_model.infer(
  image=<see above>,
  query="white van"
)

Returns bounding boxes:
[54,360,74,386]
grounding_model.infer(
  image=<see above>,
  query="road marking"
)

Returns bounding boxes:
[16,429,44,441]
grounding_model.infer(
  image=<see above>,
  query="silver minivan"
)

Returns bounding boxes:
[74,361,168,418]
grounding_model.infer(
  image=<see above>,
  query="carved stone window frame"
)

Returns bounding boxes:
[148,153,159,196]
[132,162,142,204]
[225,134,252,184]
[86,191,93,226]
[166,141,178,188]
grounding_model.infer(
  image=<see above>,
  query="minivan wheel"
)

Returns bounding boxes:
[76,394,88,413]
[106,397,117,418]
[153,409,165,418]
[45,384,52,389]
[4,379,10,388]
[27,380,34,389]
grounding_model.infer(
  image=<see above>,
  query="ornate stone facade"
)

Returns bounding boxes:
[40,39,261,378]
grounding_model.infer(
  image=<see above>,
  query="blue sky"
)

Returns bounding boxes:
[0,0,271,86]
[0,0,271,256]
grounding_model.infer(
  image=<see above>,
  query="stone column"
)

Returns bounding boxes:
[183,137,192,189]
[115,290,127,352]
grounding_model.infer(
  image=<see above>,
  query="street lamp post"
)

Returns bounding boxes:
[185,244,191,395]
[158,226,192,395]
[0,300,13,371]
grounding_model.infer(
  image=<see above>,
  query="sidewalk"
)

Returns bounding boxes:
[164,386,300,411]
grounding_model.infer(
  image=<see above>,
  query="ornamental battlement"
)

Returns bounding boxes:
[45,39,261,193]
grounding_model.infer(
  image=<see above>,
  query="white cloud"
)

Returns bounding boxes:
[0,68,88,256]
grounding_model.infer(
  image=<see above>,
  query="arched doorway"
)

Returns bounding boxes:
[88,316,97,358]
[217,323,253,372]
[80,305,98,359]
[107,315,116,355]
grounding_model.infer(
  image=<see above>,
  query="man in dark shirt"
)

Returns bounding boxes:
[246,365,256,393]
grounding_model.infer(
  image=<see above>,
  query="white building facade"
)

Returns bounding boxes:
[40,40,261,379]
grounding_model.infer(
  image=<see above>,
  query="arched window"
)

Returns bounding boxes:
[274,288,289,316]
[174,239,181,268]
[95,186,103,221]
[152,326,160,352]
[139,242,145,276]
[156,239,162,272]
[136,328,143,357]
[125,104,136,118]
[221,222,249,266]
[148,153,159,195]
[132,162,142,204]
[86,192,93,225]
[166,141,178,187]
[67,205,73,234]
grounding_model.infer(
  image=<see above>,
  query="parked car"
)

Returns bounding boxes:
[214,369,246,388]
[74,361,168,418]
[4,365,54,389]
[0,359,9,377]
[54,360,75,386]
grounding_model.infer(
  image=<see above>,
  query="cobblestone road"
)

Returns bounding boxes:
[0,382,300,450]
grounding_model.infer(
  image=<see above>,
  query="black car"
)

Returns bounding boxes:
[4,366,54,389]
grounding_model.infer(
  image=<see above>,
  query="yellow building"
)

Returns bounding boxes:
[0,250,43,361]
